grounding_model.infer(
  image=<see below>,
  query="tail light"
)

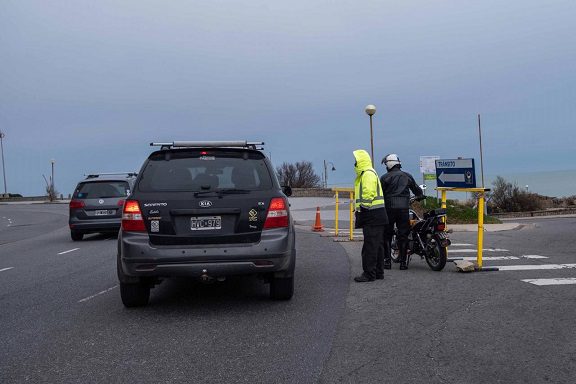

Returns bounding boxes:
[122,200,146,232]
[69,200,85,209]
[117,199,126,207]
[436,222,446,232]
[263,197,289,229]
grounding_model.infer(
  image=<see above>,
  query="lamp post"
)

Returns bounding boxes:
[364,104,376,166]
[0,131,7,197]
[323,160,336,188]
[50,159,55,201]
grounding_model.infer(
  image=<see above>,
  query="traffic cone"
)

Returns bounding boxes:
[312,207,324,232]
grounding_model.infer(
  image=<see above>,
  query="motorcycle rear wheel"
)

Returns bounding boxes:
[425,242,447,271]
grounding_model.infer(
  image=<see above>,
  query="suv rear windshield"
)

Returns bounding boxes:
[74,181,130,199]
[138,150,273,192]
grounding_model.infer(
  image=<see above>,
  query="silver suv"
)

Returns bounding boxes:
[117,141,296,307]
[69,173,137,241]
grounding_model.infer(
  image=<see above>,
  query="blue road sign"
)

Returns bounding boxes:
[435,158,476,188]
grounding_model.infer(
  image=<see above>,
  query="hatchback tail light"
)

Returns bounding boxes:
[69,200,85,209]
[122,200,146,232]
[263,197,289,229]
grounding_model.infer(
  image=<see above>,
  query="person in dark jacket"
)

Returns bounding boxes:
[380,154,423,270]
[353,150,389,282]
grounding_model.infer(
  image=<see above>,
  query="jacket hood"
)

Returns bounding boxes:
[353,149,373,176]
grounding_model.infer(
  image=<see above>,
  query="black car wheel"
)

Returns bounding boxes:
[270,275,294,300]
[70,230,83,241]
[120,282,150,307]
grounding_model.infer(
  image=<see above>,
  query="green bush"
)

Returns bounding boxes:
[413,197,501,224]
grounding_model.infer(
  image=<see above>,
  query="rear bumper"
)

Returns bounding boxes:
[69,218,121,232]
[119,227,296,279]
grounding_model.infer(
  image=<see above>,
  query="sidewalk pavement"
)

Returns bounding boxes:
[289,197,524,232]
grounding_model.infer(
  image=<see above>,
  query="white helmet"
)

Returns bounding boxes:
[382,153,401,170]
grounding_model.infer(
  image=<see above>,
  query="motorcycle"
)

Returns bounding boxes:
[390,196,451,271]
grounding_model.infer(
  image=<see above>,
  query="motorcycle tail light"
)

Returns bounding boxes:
[436,222,446,231]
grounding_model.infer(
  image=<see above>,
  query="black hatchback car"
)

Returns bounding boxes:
[69,173,137,241]
[117,141,296,307]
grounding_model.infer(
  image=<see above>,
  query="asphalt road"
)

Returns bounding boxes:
[1,204,575,383]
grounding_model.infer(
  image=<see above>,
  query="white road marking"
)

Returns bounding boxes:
[448,248,509,253]
[460,256,519,261]
[521,278,576,286]
[0,267,14,273]
[494,264,576,271]
[521,255,549,259]
[449,243,473,246]
[458,255,549,261]
[78,285,118,303]
[57,248,80,255]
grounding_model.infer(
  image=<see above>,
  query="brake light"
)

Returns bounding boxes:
[69,200,85,209]
[122,200,146,232]
[263,197,289,229]
[436,222,446,232]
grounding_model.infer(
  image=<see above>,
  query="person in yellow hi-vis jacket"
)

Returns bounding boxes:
[353,150,389,282]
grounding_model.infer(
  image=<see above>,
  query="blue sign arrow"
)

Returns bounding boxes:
[435,159,476,188]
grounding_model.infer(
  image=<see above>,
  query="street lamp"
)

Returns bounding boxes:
[364,104,376,167]
[323,160,336,188]
[0,131,7,197]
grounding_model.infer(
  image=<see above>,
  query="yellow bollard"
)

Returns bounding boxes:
[335,192,339,237]
[349,191,354,241]
[477,192,485,269]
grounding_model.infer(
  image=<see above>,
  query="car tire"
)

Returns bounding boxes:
[270,275,294,300]
[120,282,150,307]
[71,230,83,241]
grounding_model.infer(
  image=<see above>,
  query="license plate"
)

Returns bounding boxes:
[95,210,115,216]
[190,216,221,230]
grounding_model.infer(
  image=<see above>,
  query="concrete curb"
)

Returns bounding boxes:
[296,222,526,234]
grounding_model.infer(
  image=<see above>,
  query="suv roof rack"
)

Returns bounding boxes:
[150,141,265,150]
[84,172,138,179]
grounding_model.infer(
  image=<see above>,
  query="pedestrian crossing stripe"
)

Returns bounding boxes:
[521,278,576,286]
[492,264,576,271]
[456,255,549,261]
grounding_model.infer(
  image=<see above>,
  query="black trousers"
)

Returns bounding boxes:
[362,224,386,279]
[384,208,410,262]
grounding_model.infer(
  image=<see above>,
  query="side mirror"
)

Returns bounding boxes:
[419,184,427,191]
[282,185,292,197]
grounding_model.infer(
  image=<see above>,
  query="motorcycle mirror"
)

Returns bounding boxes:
[419,184,427,190]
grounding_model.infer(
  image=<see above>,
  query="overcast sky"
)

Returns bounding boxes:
[1,0,575,196]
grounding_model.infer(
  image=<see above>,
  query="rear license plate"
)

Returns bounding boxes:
[190,216,221,230]
[95,210,115,216]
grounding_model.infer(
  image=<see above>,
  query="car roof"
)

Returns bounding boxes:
[79,173,137,184]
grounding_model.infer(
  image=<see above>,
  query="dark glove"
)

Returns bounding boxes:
[416,195,426,201]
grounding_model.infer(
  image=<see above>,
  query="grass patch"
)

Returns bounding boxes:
[413,197,501,225]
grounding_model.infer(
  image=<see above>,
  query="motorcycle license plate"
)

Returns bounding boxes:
[437,232,451,247]
[190,216,221,231]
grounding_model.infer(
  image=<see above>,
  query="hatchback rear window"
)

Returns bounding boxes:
[74,181,130,199]
[138,150,273,192]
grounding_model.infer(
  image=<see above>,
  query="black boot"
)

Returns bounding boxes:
[383,259,391,270]
[354,273,375,282]
[399,243,408,270]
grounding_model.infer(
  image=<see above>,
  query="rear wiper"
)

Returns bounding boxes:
[193,190,221,197]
